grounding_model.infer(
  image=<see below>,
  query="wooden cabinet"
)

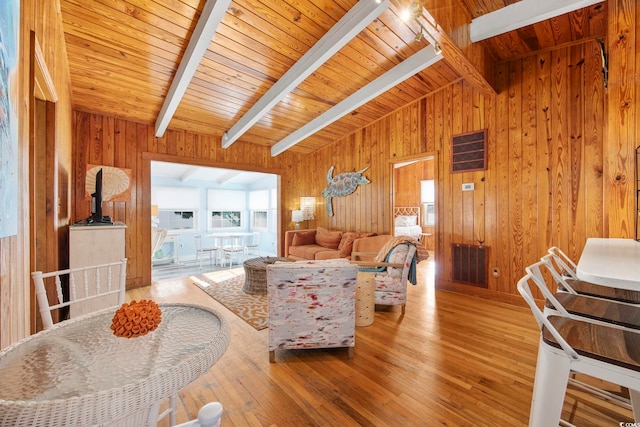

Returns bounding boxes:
[69,223,126,317]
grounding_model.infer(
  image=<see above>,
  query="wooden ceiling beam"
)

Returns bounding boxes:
[221,0,391,149]
[180,166,200,182]
[271,44,443,157]
[155,0,232,137]
[470,0,603,42]
[418,6,497,97]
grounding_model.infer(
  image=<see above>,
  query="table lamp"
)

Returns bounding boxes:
[292,210,303,230]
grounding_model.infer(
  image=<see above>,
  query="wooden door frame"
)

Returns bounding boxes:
[29,32,59,333]
[389,151,438,256]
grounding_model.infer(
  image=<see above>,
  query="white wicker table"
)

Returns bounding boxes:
[0,303,230,427]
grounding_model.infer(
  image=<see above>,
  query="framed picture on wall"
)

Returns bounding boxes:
[0,0,20,238]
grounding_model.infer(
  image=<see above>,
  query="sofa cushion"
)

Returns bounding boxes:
[314,249,343,260]
[338,232,377,258]
[292,230,316,246]
[288,244,334,260]
[315,227,342,249]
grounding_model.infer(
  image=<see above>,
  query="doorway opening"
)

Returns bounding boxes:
[391,153,437,264]
[150,160,279,281]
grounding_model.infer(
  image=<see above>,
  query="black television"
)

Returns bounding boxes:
[86,168,112,225]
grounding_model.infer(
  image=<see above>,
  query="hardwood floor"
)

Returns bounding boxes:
[127,260,633,426]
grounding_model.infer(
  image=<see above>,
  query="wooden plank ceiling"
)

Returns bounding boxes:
[59,0,606,156]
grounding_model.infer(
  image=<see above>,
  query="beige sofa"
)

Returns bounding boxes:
[284,227,382,261]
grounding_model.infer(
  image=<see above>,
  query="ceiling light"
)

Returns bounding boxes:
[404,2,440,51]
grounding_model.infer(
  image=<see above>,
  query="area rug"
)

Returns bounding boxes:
[191,269,268,330]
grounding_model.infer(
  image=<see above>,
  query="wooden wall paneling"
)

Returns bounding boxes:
[481,90,497,288]
[34,101,48,272]
[72,115,296,288]
[583,41,604,239]
[493,63,510,295]
[460,84,475,245]
[521,54,539,272]
[507,59,524,291]
[101,115,115,221]
[45,102,59,275]
[472,89,487,247]
[568,44,587,259]
[2,0,75,347]
[451,83,465,245]
[550,48,570,257]
[433,88,448,282]
[114,119,127,223]
[370,123,385,233]
[604,0,636,238]
[361,127,372,232]
[536,51,553,262]
[432,88,444,267]
[136,123,150,287]
[73,112,89,221]
[124,120,139,282]
[438,87,451,280]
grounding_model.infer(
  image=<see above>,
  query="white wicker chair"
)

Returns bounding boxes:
[31,258,128,329]
[31,258,180,426]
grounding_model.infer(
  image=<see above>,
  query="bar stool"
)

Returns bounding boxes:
[528,260,640,330]
[545,247,640,304]
[518,271,640,426]
[526,260,639,409]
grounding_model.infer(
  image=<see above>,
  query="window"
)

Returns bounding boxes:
[251,210,268,230]
[211,211,242,228]
[423,203,435,225]
[158,210,197,231]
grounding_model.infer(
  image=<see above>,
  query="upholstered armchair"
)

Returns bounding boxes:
[352,240,419,314]
[266,259,358,362]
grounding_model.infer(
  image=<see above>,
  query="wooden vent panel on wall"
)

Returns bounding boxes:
[452,244,488,288]
[451,129,487,173]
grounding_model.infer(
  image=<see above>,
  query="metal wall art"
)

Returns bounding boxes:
[322,166,370,216]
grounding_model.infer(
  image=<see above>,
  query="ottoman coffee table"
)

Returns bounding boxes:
[242,257,292,294]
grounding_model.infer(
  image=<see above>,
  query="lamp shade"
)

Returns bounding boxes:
[300,196,316,220]
[291,210,304,223]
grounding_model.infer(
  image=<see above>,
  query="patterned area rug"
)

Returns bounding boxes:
[191,269,267,330]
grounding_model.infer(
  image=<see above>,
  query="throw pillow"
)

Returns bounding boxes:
[292,230,316,246]
[315,226,342,249]
[338,232,377,257]
[338,232,359,257]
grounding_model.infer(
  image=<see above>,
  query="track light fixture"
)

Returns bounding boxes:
[402,1,441,55]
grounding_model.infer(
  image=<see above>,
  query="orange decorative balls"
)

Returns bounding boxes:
[110,299,162,338]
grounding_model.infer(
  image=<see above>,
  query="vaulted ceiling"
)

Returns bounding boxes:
[59,0,606,156]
